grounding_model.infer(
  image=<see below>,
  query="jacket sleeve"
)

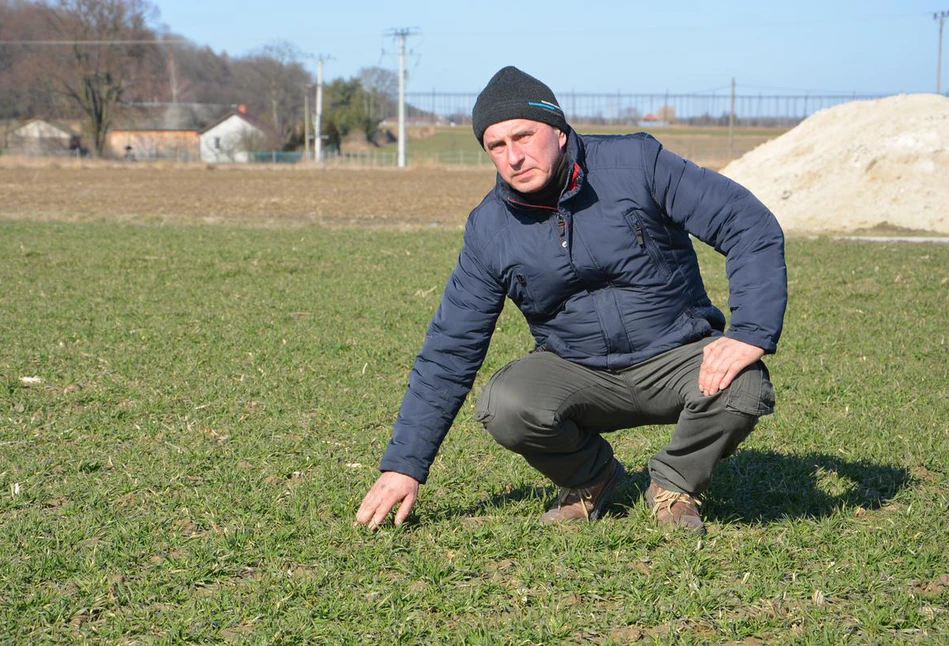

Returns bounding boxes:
[378,229,506,483]
[643,135,788,353]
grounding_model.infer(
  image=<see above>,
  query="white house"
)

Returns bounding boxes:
[199,111,268,163]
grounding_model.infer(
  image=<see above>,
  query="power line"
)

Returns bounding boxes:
[0,39,190,46]
[737,83,880,96]
[686,85,733,95]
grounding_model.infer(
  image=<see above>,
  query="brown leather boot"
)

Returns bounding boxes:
[645,481,706,535]
[540,458,626,523]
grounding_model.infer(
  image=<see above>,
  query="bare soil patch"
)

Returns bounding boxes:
[0,161,496,230]
[0,128,772,231]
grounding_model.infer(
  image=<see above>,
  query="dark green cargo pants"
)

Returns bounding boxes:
[474,338,775,495]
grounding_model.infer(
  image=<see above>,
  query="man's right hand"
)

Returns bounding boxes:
[353,471,420,530]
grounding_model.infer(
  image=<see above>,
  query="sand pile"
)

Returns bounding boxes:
[721,93,949,234]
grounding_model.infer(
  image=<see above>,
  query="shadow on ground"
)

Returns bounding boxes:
[700,448,911,524]
[429,449,912,526]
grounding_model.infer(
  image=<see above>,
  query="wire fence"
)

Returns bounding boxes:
[249,150,487,167]
[8,89,942,168]
[405,90,906,127]
[0,141,782,169]
[276,139,763,170]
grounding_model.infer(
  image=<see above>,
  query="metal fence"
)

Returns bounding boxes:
[405,90,905,127]
[249,150,304,164]
[248,150,404,166]
[8,89,940,167]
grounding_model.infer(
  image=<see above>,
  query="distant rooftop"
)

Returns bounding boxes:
[111,103,238,132]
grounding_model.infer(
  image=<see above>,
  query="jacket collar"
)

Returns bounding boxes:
[495,127,586,212]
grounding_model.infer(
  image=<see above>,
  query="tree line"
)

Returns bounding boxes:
[0,0,399,155]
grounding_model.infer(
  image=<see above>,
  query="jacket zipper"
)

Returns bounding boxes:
[557,214,568,248]
[633,220,673,280]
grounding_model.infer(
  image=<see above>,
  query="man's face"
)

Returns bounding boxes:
[482,119,567,194]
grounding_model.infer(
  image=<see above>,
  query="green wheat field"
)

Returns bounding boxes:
[2,219,947,644]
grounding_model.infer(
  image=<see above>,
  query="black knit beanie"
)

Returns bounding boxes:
[472,66,568,146]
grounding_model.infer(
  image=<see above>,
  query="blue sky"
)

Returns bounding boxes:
[154,1,947,96]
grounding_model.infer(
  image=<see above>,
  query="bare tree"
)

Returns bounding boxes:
[163,34,190,104]
[358,66,397,138]
[44,0,165,156]
[0,1,65,119]
[163,38,240,106]
[1,4,319,153]
[231,40,309,149]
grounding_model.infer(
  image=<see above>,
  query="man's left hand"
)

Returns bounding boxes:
[698,337,765,396]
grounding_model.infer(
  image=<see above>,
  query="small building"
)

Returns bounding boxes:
[9,119,78,155]
[107,103,235,161]
[199,110,270,163]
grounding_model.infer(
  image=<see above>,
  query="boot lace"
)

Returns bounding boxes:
[553,486,596,520]
[650,488,701,516]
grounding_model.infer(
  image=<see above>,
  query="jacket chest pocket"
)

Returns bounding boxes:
[623,209,673,281]
[505,265,565,317]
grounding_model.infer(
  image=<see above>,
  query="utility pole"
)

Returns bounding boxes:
[314,55,331,164]
[728,77,736,159]
[386,27,419,168]
[304,88,309,161]
[936,11,949,94]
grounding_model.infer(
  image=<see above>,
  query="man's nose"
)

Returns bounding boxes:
[507,141,525,165]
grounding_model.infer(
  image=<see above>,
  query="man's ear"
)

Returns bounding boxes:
[559,130,567,149]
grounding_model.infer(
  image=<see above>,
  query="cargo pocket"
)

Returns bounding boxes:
[725,361,776,417]
[475,359,518,425]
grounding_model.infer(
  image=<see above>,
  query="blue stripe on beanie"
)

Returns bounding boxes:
[527,101,564,114]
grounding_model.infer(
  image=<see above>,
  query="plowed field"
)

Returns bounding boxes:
[0,163,496,229]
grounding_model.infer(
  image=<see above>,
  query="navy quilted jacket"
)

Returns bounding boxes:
[379,129,787,482]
